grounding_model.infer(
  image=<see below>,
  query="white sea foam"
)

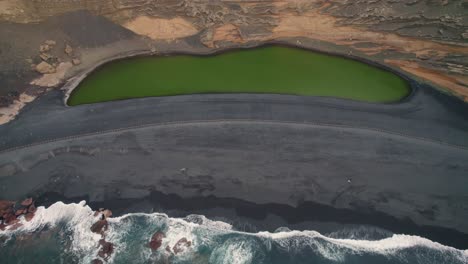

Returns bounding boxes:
[256,230,468,262]
[0,201,102,263]
[210,238,255,264]
[2,201,467,264]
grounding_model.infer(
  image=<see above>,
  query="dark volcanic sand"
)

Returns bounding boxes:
[0,10,137,105]
[1,79,468,249]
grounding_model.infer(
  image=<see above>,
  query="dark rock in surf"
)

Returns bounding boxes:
[15,209,26,216]
[28,204,36,213]
[0,200,15,215]
[98,239,114,260]
[165,245,172,253]
[3,213,17,224]
[173,237,192,254]
[102,209,112,219]
[90,219,108,234]
[21,198,33,207]
[25,212,35,222]
[149,231,165,250]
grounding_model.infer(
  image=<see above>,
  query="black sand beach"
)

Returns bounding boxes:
[1,81,467,249]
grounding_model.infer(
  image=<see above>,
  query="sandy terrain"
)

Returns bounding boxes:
[123,16,199,40]
[30,62,73,87]
[0,93,34,125]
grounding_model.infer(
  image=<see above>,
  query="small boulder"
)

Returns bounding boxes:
[149,231,165,250]
[35,61,56,74]
[15,209,26,216]
[65,44,73,56]
[91,259,103,264]
[98,239,114,260]
[0,200,14,210]
[172,237,191,255]
[72,58,81,65]
[0,200,14,215]
[102,209,112,219]
[39,53,52,61]
[21,198,33,207]
[3,213,18,225]
[25,212,35,222]
[28,204,36,213]
[45,40,56,46]
[39,44,50,53]
[90,219,108,234]
[165,245,172,253]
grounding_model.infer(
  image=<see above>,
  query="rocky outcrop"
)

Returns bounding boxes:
[90,219,108,234]
[97,238,114,260]
[172,237,192,255]
[149,231,165,250]
[0,198,36,230]
[90,208,114,261]
[35,61,56,74]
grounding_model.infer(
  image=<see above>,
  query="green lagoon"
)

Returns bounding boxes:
[68,46,410,105]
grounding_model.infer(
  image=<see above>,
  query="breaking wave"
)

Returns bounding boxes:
[1,201,467,264]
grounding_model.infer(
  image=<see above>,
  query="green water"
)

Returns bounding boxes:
[68,46,410,105]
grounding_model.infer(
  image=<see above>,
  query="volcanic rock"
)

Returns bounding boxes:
[65,44,73,56]
[35,61,56,74]
[25,212,35,222]
[3,213,18,225]
[39,44,50,53]
[15,209,26,216]
[172,237,191,254]
[98,239,114,260]
[45,40,56,46]
[0,201,15,219]
[149,231,165,250]
[102,209,112,219]
[21,198,33,207]
[28,204,36,213]
[90,219,108,234]
[0,200,14,211]
[39,53,52,61]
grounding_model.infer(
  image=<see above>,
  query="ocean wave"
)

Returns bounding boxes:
[1,201,467,264]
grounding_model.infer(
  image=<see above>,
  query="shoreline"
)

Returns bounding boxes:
[1,98,467,252]
[62,40,418,107]
[34,191,468,250]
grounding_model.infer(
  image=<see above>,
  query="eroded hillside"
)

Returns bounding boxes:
[0,0,467,123]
